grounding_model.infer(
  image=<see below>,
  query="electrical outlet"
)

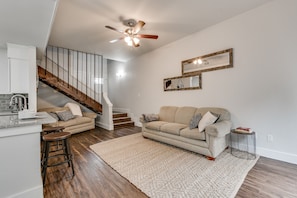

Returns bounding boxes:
[267,135,273,143]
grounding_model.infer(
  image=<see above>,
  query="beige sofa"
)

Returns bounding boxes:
[38,106,97,134]
[140,106,232,159]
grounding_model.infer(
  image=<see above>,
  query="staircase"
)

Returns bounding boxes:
[113,112,134,129]
[38,66,102,113]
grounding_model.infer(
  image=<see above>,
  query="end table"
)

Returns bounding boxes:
[230,129,256,160]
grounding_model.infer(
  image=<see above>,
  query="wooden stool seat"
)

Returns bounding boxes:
[41,131,74,185]
[42,126,65,133]
[43,132,71,141]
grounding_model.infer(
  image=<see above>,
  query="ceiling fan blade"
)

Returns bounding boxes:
[137,34,159,39]
[105,25,123,34]
[109,37,124,43]
[133,20,145,34]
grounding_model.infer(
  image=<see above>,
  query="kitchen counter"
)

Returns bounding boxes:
[0,111,56,138]
[0,111,56,198]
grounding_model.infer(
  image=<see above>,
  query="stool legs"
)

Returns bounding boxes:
[41,132,74,185]
[42,141,50,184]
[64,138,75,176]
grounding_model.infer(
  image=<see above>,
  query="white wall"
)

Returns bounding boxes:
[108,0,297,164]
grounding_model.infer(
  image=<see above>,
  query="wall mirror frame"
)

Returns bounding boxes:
[182,48,233,75]
[164,73,202,91]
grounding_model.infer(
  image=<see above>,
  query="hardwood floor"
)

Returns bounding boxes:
[43,127,297,198]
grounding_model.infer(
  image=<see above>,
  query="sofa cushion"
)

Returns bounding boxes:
[195,107,230,122]
[146,121,168,131]
[57,116,93,128]
[160,123,187,135]
[175,106,197,125]
[180,127,206,141]
[159,106,178,122]
[198,111,219,132]
[189,113,202,129]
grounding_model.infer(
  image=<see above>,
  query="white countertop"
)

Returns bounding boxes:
[0,111,56,129]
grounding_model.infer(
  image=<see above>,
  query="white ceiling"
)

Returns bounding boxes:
[0,0,58,58]
[0,0,271,62]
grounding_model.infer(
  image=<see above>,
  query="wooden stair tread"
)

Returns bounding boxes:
[113,121,134,125]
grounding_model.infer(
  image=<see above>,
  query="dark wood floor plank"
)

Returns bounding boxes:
[43,126,297,198]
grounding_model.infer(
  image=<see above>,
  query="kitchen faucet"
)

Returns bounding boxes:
[9,94,28,112]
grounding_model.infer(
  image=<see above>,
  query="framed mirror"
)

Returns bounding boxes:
[182,48,233,75]
[164,74,202,91]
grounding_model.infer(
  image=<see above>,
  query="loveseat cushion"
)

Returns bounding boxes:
[180,127,206,141]
[146,121,168,131]
[160,123,187,135]
[56,116,93,128]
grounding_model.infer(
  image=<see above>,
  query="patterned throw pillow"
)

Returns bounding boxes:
[56,110,75,121]
[189,113,202,129]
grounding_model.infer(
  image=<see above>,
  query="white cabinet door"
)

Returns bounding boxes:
[0,49,9,93]
[9,58,29,93]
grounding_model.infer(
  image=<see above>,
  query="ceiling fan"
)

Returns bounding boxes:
[105,19,158,47]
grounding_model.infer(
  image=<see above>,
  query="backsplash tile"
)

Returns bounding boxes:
[0,94,29,112]
[0,94,12,111]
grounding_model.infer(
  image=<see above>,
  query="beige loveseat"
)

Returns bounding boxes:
[38,106,97,134]
[140,106,232,159]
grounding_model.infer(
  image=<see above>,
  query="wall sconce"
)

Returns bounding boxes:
[116,70,126,78]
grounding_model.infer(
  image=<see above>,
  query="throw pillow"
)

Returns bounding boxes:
[56,110,75,121]
[198,111,219,132]
[49,112,59,121]
[189,113,202,129]
[143,114,159,122]
[64,102,83,116]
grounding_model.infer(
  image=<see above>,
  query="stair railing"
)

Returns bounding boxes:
[42,46,103,104]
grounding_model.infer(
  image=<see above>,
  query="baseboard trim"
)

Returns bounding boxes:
[257,147,297,165]
[8,185,43,198]
[96,121,113,131]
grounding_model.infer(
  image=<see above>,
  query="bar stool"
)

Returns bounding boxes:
[41,132,75,185]
[42,126,65,134]
[41,126,65,160]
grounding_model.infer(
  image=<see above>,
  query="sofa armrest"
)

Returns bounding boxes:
[82,112,97,119]
[205,120,232,137]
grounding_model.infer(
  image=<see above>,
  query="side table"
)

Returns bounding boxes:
[230,129,256,160]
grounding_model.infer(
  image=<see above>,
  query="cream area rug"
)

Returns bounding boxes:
[90,133,259,198]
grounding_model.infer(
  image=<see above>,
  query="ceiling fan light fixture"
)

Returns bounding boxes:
[105,20,158,47]
[124,36,140,47]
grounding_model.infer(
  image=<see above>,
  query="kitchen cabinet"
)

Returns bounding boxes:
[0,49,9,93]
[9,58,30,93]
[7,43,37,111]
